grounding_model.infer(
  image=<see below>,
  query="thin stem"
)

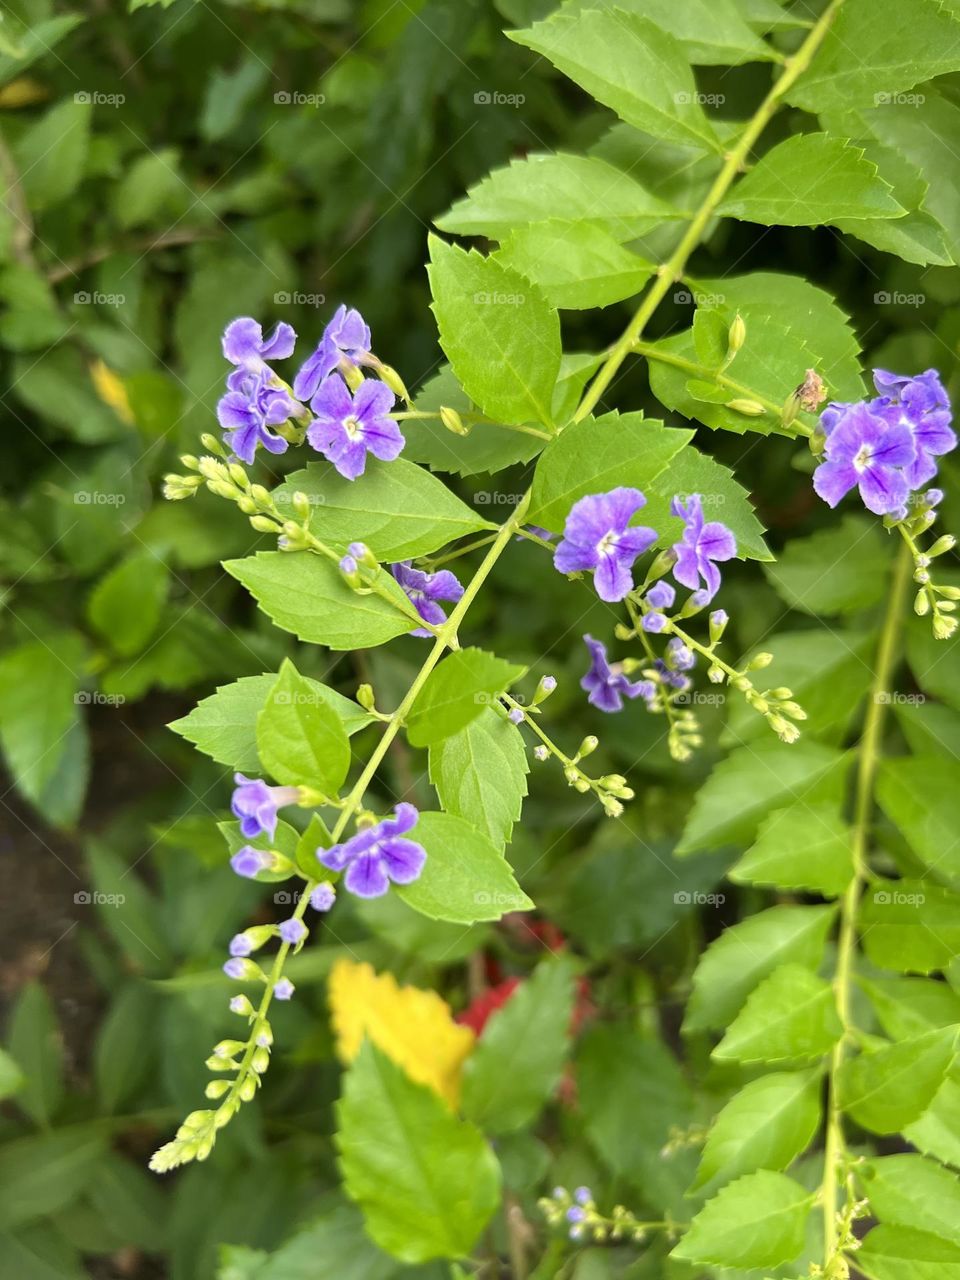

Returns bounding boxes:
[573,0,846,425]
[820,539,912,1268]
[391,409,553,442]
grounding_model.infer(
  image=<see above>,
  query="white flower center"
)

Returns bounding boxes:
[343,414,362,440]
[597,530,620,555]
[853,444,873,473]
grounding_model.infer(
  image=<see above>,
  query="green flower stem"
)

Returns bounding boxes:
[391,409,554,441]
[426,532,501,569]
[573,0,846,425]
[630,340,813,436]
[820,538,912,1270]
[218,497,532,1120]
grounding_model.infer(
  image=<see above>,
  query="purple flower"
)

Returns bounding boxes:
[222,317,297,385]
[307,374,402,480]
[541,675,557,692]
[390,561,464,637]
[581,635,654,714]
[873,368,956,489]
[229,933,253,957]
[218,370,296,465]
[667,637,695,671]
[274,978,295,1001]
[654,658,688,691]
[279,918,306,946]
[310,882,336,912]
[554,489,657,603]
[671,495,736,600]
[223,957,247,980]
[645,581,675,610]
[318,803,426,899]
[232,774,300,841]
[508,707,524,725]
[641,612,667,633]
[813,401,916,516]
[574,1187,592,1205]
[230,847,272,879]
[293,305,371,402]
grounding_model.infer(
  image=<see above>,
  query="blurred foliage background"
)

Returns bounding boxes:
[2,0,960,1277]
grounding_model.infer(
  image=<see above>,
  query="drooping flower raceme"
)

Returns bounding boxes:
[671,494,737,600]
[293,305,371,401]
[554,488,657,603]
[390,561,464,636]
[318,803,426,898]
[217,371,297,465]
[581,635,654,713]
[231,774,300,840]
[307,374,403,480]
[813,400,916,516]
[873,368,956,489]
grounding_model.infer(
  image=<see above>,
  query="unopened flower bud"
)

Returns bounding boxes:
[340,362,365,392]
[377,364,410,403]
[928,534,956,557]
[339,555,361,587]
[291,491,312,521]
[250,515,281,533]
[534,674,557,704]
[577,735,599,758]
[915,588,931,616]
[229,995,254,1017]
[228,464,248,488]
[709,609,728,643]
[934,613,958,640]
[440,405,469,435]
[727,313,746,357]
[707,664,724,683]
[534,745,549,761]
[238,1075,258,1102]
[250,484,271,507]
[200,433,226,456]
[768,714,800,744]
[198,456,229,482]
[207,480,239,501]
[251,1047,270,1074]
[180,454,200,471]
[747,651,774,670]
[348,541,377,568]
[205,1080,231,1099]
[237,496,257,515]
[356,683,377,711]
[726,398,765,417]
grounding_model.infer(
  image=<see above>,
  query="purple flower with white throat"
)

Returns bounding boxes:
[813,401,916,516]
[318,803,426,899]
[230,846,272,879]
[218,370,296,465]
[307,374,402,480]
[554,489,657,603]
[581,635,654,713]
[279,918,306,946]
[222,317,297,387]
[390,561,464,636]
[294,305,371,402]
[671,494,736,600]
[274,978,295,1001]
[231,774,300,841]
[873,368,956,489]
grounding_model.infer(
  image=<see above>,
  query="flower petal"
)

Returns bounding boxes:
[380,837,426,884]
[859,464,909,516]
[813,459,858,508]
[259,321,296,361]
[344,853,390,898]
[593,550,633,602]
[699,522,737,561]
[222,317,263,365]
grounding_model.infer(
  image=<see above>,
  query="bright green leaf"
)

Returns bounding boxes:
[406,649,525,749]
[257,659,350,794]
[429,710,528,849]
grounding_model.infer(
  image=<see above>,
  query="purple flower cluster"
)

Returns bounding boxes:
[814,369,956,517]
[318,803,427,899]
[216,307,407,481]
[581,635,653,713]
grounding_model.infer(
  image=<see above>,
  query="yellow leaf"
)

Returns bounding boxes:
[90,359,134,425]
[328,958,475,1106]
[0,78,48,109]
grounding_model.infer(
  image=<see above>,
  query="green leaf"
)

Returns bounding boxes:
[113,148,185,228]
[838,1027,957,1133]
[257,659,350,794]
[723,629,875,747]
[858,1225,960,1279]
[566,0,775,65]
[763,516,889,615]
[527,409,691,529]
[436,152,680,243]
[713,963,843,1063]
[0,1050,23,1103]
[718,133,904,226]
[787,0,960,113]
[862,975,960,1041]
[87,551,169,657]
[671,1170,811,1269]
[0,15,84,87]
[336,1043,501,1263]
[6,984,62,1125]
[896,700,960,762]
[428,710,528,849]
[94,983,156,1114]
[509,5,721,154]
[0,640,85,815]
[496,221,653,309]
[427,235,560,428]
[462,956,574,1133]
[905,1079,960,1170]
[643,444,771,561]
[685,904,836,1033]
[678,741,848,854]
[860,879,960,974]
[527,411,692,531]
[406,649,525,749]
[693,1070,821,1195]
[169,673,372,772]
[398,812,533,924]
[877,756,960,886]
[730,802,854,897]
[14,98,90,210]
[402,365,544,478]
[0,1130,107,1230]
[86,841,173,973]
[273,458,493,560]
[224,552,413,650]
[862,1154,960,1246]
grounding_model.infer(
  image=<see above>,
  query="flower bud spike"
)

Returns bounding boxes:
[440,405,469,435]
